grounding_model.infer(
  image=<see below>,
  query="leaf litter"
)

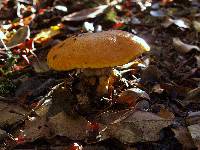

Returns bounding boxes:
[0,0,200,149]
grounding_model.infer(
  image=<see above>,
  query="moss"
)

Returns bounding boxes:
[0,78,16,96]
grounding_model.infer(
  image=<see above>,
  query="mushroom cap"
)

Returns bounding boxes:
[47,30,150,71]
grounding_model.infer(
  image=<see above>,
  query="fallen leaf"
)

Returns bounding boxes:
[69,143,83,150]
[15,77,43,98]
[116,88,150,106]
[100,111,172,144]
[173,18,190,28]
[172,126,196,150]
[150,10,166,17]
[95,109,132,125]
[83,22,94,32]
[54,5,68,12]
[34,25,61,44]
[195,55,200,67]
[49,111,88,140]
[155,105,175,119]
[188,124,200,149]
[62,5,109,21]
[141,65,162,83]
[135,100,150,111]
[0,129,8,140]
[6,26,30,48]
[193,21,200,32]
[162,17,190,28]
[21,116,52,143]
[32,60,49,73]
[0,101,28,128]
[173,37,200,54]
[131,17,141,25]
[182,87,200,106]
[186,111,200,125]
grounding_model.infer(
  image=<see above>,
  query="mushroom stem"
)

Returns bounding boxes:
[79,68,114,97]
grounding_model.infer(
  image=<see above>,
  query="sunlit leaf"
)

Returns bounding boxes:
[62,5,109,21]
[6,26,30,48]
[162,17,190,28]
[173,38,200,54]
[34,25,62,44]
[150,10,165,17]
[193,21,200,32]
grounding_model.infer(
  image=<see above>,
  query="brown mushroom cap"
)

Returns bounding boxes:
[47,30,150,71]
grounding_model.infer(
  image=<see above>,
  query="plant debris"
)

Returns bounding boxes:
[0,0,200,149]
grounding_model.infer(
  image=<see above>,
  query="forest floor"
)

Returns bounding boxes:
[0,0,200,149]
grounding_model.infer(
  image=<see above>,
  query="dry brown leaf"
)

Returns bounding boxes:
[141,65,162,83]
[195,55,200,68]
[0,101,28,128]
[0,129,8,140]
[49,112,88,140]
[100,111,172,144]
[20,116,52,142]
[116,88,150,106]
[186,111,200,125]
[182,87,200,106]
[156,105,175,120]
[188,124,200,149]
[62,5,109,21]
[95,109,132,125]
[32,60,49,73]
[172,127,196,150]
[193,21,200,32]
[173,38,200,54]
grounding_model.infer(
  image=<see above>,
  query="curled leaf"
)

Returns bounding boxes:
[6,26,30,48]
[162,17,190,28]
[173,38,200,54]
[62,5,109,21]
[116,88,150,106]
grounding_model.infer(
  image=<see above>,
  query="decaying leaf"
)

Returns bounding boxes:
[6,26,30,48]
[100,111,172,144]
[195,55,200,68]
[49,111,88,140]
[173,37,200,54]
[20,116,52,143]
[141,65,162,83]
[0,101,28,128]
[0,129,8,140]
[182,87,200,106]
[32,60,49,73]
[162,17,190,28]
[186,111,200,125]
[95,109,132,125]
[150,10,166,17]
[155,105,175,119]
[62,5,109,21]
[188,124,200,149]
[172,126,196,150]
[193,21,200,32]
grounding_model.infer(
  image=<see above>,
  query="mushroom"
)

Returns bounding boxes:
[47,30,150,105]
